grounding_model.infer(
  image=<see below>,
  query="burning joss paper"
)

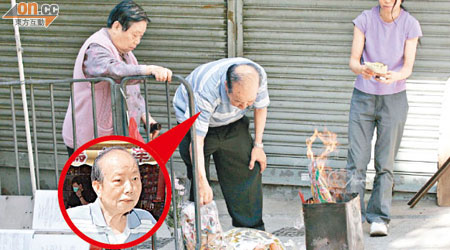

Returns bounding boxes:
[311,162,334,203]
[306,129,339,203]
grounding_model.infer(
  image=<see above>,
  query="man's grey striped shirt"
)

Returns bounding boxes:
[67,198,156,244]
[173,57,270,137]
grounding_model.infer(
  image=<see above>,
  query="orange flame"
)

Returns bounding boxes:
[306,128,339,203]
[306,129,338,163]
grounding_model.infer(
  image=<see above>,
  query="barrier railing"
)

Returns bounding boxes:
[0,77,115,192]
[120,75,201,250]
[0,74,201,249]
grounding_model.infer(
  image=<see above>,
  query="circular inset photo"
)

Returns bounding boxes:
[58,135,172,249]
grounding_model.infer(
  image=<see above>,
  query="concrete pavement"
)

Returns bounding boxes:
[144,190,450,250]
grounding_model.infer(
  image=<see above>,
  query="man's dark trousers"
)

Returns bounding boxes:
[179,116,265,230]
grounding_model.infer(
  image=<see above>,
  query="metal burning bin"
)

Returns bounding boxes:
[303,193,364,250]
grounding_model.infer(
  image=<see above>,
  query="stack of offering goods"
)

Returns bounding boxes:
[221,228,285,250]
[364,62,388,75]
[181,202,286,249]
[365,62,388,80]
[181,201,224,249]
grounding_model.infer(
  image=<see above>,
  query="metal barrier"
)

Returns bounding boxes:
[0,74,201,249]
[120,75,201,250]
[0,77,116,193]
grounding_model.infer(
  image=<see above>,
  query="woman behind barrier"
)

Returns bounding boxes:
[62,0,171,156]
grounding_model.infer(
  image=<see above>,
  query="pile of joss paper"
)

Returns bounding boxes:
[181,201,285,249]
[306,162,349,204]
[309,161,335,203]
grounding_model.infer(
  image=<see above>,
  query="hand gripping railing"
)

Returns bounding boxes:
[120,75,202,250]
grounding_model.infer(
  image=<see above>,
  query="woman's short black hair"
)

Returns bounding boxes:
[107,0,150,31]
[71,175,82,185]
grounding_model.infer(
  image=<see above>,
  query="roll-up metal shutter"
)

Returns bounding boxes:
[242,0,450,191]
[0,0,87,193]
[135,0,228,166]
[1,0,448,195]
[0,0,227,194]
[132,0,228,179]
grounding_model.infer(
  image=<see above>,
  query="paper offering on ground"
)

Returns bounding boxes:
[181,201,285,249]
[221,228,285,250]
[364,62,388,75]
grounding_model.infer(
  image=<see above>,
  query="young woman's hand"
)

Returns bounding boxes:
[375,71,402,84]
[361,65,374,80]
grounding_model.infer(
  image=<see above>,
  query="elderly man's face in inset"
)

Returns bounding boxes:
[93,149,142,215]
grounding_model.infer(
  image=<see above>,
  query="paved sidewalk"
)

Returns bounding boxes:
[144,196,450,250]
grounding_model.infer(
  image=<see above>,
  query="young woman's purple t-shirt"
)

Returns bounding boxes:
[353,6,422,95]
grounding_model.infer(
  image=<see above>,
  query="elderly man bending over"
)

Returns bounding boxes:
[67,147,155,244]
[173,57,270,230]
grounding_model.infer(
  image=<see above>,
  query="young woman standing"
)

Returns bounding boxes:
[347,0,422,236]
